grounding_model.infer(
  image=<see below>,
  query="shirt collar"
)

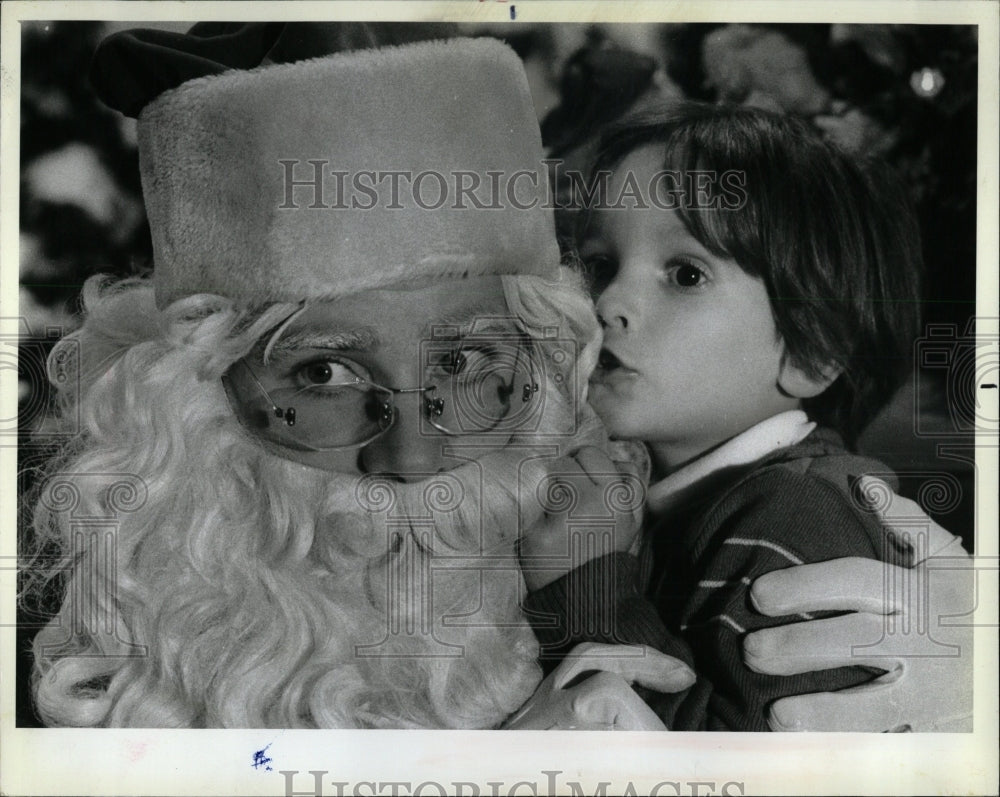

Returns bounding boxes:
[646,410,816,515]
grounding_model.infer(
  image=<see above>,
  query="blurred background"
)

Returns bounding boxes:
[15,20,982,724]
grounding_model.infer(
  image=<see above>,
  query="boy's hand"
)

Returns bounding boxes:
[520,446,645,591]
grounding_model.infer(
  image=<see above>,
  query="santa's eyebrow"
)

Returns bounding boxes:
[263,327,381,363]
[258,303,516,364]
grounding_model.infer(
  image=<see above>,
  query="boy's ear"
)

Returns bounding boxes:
[778,354,841,399]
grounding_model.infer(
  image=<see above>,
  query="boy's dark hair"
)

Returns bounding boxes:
[581,102,923,446]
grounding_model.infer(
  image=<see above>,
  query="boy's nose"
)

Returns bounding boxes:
[598,312,629,331]
[595,285,634,332]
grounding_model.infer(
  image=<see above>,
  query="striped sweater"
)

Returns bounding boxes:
[522,427,911,731]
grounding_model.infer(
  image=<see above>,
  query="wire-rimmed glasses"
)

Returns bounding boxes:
[230,334,541,452]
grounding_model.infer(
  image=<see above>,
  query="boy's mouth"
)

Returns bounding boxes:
[598,347,624,370]
[591,346,638,384]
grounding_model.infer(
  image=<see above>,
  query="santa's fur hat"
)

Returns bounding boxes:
[99,36,560,307]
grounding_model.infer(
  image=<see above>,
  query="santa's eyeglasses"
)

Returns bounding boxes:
[230,337,542,452]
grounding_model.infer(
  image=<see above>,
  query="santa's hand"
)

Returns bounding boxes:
[745,478,974,732]
[520,447,644,591]
[503,643,694,730]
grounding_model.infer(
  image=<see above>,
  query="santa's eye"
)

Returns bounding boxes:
[295,359,366,387]
[432,345,498,379]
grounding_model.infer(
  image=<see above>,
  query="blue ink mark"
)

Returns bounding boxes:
[510,5,516,20]
[252,743,273,772]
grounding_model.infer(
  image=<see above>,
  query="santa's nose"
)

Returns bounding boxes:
[358,398,450,482]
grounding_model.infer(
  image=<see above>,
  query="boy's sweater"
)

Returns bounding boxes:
[522,422,911,731]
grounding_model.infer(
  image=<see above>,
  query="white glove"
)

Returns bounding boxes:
[503,643,694,730]
[744,476,975,732]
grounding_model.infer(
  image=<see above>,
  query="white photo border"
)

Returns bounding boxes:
[1,2,996,795]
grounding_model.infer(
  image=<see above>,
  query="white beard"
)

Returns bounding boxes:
[299,449,549,729]
[32,271,607,728]
[33,402,547,728]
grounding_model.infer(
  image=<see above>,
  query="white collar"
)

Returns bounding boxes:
[645,410,816,515]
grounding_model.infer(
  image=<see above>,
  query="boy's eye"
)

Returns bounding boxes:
[582,254,617,296]
[666,261,709,289]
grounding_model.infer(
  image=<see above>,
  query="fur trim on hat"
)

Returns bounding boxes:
[137,38,560,308]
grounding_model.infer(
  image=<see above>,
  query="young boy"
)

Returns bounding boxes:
[520,103,924,731]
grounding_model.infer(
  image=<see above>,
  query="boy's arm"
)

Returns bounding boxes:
[664,468,904,731]
[520,555,696,730]
[521,552,692,671]
[521,467,924,732]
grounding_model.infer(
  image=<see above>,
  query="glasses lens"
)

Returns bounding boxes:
[426,340,536,435]
[252,382,394,449]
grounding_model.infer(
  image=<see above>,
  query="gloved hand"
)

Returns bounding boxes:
[744,476,975,731]
[503,642,694,730]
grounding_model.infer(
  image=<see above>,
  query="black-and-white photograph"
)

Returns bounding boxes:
[2,2,997,795]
